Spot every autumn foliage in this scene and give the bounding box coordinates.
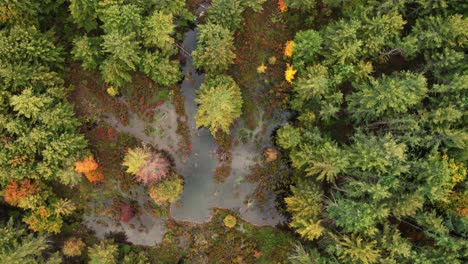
[136,153,171,185]
[285,64,297,83]
[120,204,135,222]
[284,40,294,57]
[74,156,98,173]
[4,180,38,206]
[278,0,287,13]
[74,156,104,182]
[84,169,105,183]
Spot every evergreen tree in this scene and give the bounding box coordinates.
[0,218,60,263]
[142,10,174,52]
[206,0,243,32]
[69,0,99,31]
[192,23,236,73]
[347,72,427,122]
[195,75,243,135]
[88,240,118,264]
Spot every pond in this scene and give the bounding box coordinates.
[84,15,286,246]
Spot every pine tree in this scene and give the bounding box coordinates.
[192,23,236,73]
[99,4,142,35]
[0,218,52,263]
[88,240,118,264]
[71,36,102,70]
[348,72,427,122]
[207,0,243,32]
[142,10,174,52]
[195,75,243,136]
[293,30,322,68]
[69,0,99,31]
[140,51,182,86]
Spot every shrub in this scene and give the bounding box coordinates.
[149,176,184,205]
[223,214,237,228]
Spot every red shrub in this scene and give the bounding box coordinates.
[120,204,134,222]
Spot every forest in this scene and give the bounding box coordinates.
[0,0,466,263]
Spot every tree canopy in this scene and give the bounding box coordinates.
[195,75,243,136]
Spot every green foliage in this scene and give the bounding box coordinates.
[122,147,150,175]
[293,30,322,68]
[99,4,142,35]
[0,26,62,67]
[88,240,118,264]
[192,23,236,73]
[0,218,55,264]
[285,181,324,240]
[121,251,149,264]
[404,15,467,57]
[305,140,348,183]
[70,1,188,88]
[250,227,293,256]
[142,10,174,51]
[140,51,182,86]
[71,36,102,71]
[69,0,99,31]
[348,72,427,122]
[59,165,82,187]
[415,154,457,203]
[276,124,302,149]
[290,64,343,122]
[100,32,140,87]
[152,0,194,23]
[195,75,243,136]
[0,1,42,26]
[288,243,323,264]
[0,24,86,191]
[322,19,362,65]
[281,2,467,263]
[285,0,316,10]
[294,65,329,101]
[207,0,243,32]
[347,133,407,175]
[332,234,380,264]
[239,0,267,12]
[10,88,51,120]
[148,176,184,205]
[328,196,388,234]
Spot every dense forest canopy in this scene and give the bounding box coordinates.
[0,0,466,263]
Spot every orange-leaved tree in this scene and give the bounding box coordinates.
[4,180,39,206]
[278,0,287,13]
[74,156,104,182]
[74,156,98,173]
